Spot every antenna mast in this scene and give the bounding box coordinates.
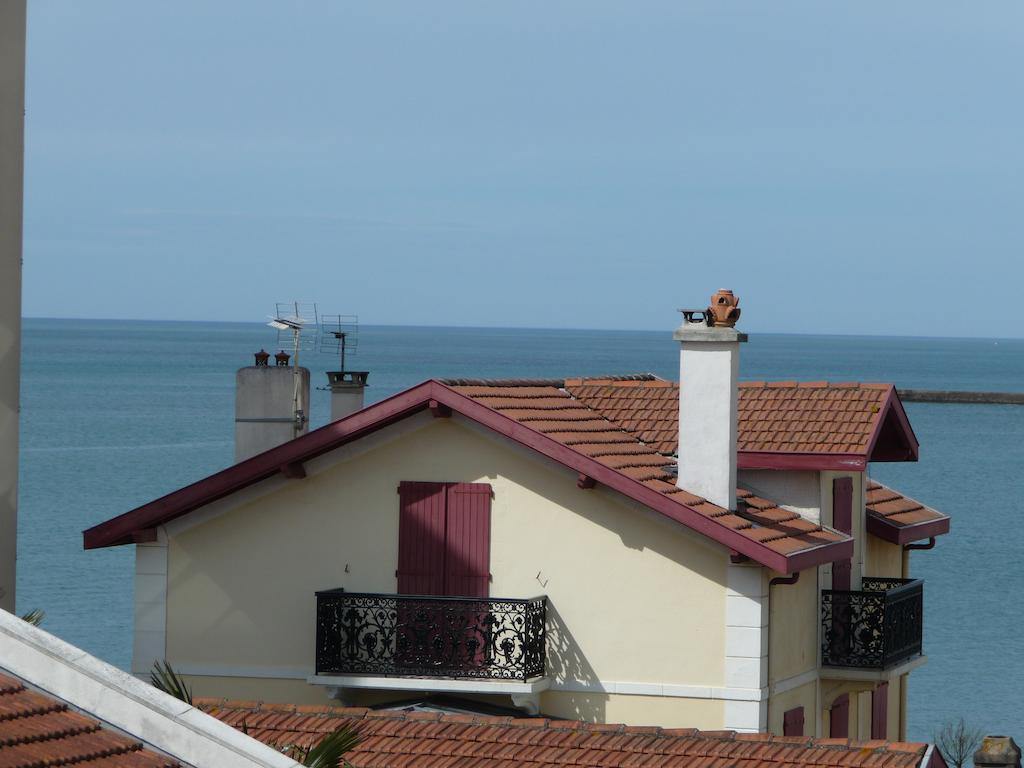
[267,301,319,436]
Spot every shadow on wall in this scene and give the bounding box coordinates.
[544,600,607,722]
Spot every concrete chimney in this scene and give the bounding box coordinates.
[673,290,747,510]
[975,737,1022,768]
[326,370,369,421]
[234,354,310,463]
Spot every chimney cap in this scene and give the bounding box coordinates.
[975,737,1021,768]
[274,350,291,366]
[254,349,270,366]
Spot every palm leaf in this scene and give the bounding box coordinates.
[20,609,44,626]
[149,660,193,705]
[301,724,361,768]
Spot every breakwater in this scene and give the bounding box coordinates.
[897,389,1024,405]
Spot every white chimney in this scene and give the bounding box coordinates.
[234,350,310,463]
[326,370,369,421]
[674,290,746,510]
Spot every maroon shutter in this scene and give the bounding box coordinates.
[444,483,491,597]
[397,481,447,595]
[830,694,850,738]
[872,682,889,739]
[783,706,805,737]
[832,477,854,591]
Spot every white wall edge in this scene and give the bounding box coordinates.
[0,610,302,768]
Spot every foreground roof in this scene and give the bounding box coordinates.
[198,699,946,768]
[0,672,178,767]
[0,610,303,768]
[84,380,851,574]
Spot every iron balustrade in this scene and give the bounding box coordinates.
[315,591,547,681]
[821,577,923,669]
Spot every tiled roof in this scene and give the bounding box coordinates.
[452,384,849,559]
[0,672,178,768]
[197,700,938,768]
[866,482,950,544]
[560,378,896,456]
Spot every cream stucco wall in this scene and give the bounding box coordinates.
[767,680,816,736]
[164,414,730,720]
[768,567,818,684]
[0,0,26,614]
[738,470,821,524]
[864,535,903,579]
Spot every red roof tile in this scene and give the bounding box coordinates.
[865,482,950,544]
[452,384,850,561]
[0,673,179,768]
[197,701,935,768]
[562,379,900,458]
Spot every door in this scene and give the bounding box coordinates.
[830,693,850,738]
[396,481,492,671]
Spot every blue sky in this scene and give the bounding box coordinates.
[21,2,1024,336]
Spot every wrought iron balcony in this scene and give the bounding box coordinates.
[821,577,923,669]
[315,590,547,682]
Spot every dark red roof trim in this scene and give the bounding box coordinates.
[83,380,850,574]
[738,452,867,472]
[866,513,950,545]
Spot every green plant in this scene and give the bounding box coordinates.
[286,724,361,768]
[20,609,44,626]
[149,660,193,705]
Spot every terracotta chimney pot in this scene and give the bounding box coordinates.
[708,289,741,328]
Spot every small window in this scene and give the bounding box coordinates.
[783,706,805,737]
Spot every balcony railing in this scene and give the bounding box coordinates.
[821,577,923,669]
[315,590,547,681]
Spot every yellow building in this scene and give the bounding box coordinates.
[85,304,949,740]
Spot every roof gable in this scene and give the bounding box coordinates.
[84,380,851,574]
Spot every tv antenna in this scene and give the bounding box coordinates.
[267,301,319,435]
[319,314,359,372]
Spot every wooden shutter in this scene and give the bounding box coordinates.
[783,706,805,737]
[444,483,492,597]
[871,682,889,739]
[832,477,854,591]
[397,481,447,595]
[830,693,850,738]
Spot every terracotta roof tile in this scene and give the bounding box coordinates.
[198,701,932,768]
[0,673,179,767]
[865,481,950,541]
[450,382,851,561]
[558,379,894,457]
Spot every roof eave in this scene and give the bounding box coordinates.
[866,512,950,545]
[85,379,850,574]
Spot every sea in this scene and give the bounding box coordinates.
[15,318,1024,740]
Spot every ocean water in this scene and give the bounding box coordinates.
[16,319,1024,740]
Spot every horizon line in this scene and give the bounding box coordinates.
[20,315,1024,343]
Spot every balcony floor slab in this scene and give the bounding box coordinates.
[308,674,551,696]
[821,653,927,682]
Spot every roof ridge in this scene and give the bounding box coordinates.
[443,374,662,387]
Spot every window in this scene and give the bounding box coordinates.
[783,706,805,737]
[397,481,492,597]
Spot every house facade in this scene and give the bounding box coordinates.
[84,301,949,739]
